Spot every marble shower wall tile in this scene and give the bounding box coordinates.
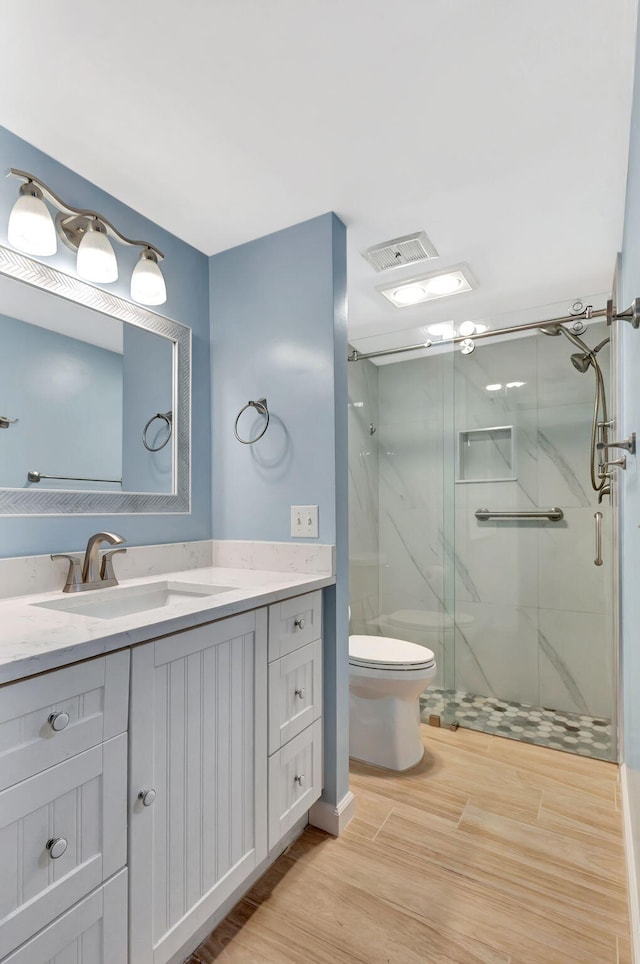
[454,483,539,608]
[537,404,595,508]
[538,608,613,719]
[453,601,540,707]
[348,358,379,634]
[537,505,613,614]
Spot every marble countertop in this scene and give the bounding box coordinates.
[0,565,335,685]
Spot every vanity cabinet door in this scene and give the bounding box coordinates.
[1,870,127,964]
[0,735,126,961]
[129,609,268,964]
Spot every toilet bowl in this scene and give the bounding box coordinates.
[349,634,437,771]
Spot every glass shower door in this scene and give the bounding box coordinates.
[445,321,615,760]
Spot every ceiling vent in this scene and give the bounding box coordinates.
[362,231,438,272]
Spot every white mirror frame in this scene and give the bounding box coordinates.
[0,244,190,515]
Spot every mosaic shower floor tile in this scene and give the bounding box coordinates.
[420,689,613,761]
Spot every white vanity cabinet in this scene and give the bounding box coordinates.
[128,608,269,964]
[267,591,323,848]
[1,584,326,964]
[0,653,129,964]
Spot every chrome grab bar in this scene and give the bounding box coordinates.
[475,508,564,522]
[27,470,122,485]
[594,511,603,567]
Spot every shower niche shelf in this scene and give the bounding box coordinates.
[456,425,516,483]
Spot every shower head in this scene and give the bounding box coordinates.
[570,352,592,374]
[569,337,610,374]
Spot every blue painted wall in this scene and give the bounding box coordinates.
[0,126,211,557]
[210,212,350,808]
[620,13,640,938]
[0,313,123,490]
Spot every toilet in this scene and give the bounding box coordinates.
[349,633,437,771]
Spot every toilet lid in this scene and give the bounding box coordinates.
[349,634,436,670]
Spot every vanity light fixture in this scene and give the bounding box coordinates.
[377,265,474,308]
[486,384,503,392]
[130,248,167,306]
[5,169,167,306]
[7,181,57,256]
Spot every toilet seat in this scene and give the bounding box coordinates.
[349,634,436,672]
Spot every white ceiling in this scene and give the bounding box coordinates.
[0,1,637,350]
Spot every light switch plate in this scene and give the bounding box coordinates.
[291,505,319,538]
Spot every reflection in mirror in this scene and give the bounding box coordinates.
[0,244,190,515]
[0,276,173,493]
[0,306,173,492]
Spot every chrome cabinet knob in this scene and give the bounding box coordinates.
[294,617,305,630]
[294,774,306,787]
[48,711,70,732]
[46,837,68,859]
[294,688,305,700]
[138,788,156,807]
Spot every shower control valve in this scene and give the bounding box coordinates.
[596,432,636,455]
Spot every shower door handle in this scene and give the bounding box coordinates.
[594,511,603,567]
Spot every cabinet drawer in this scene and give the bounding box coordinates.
[0,735,127,960]
[268,719,322,849]
[2,870,127,964]
[268,591,322,661]
[268,640,322,755]
[0,650,129,792]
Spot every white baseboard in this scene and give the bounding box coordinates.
[309,789,356,836]
[621,763,640,963]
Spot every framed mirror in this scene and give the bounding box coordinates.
[0,244,190,515]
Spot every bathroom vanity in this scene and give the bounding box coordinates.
[0,555,331,964]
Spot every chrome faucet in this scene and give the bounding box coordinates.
[52,531,127,593]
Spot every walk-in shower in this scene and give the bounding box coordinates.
[348,304,621,761]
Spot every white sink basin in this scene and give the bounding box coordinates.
[32,580,235,620]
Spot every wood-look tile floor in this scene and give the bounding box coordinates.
[187,726,631,964]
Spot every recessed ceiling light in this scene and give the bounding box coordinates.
[427,322,455,339]
[377,265,474,308]
[425,274,462,295]
[486,384,502,392]
[506,381,526,389]
[391,283,428,306]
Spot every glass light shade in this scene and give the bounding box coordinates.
[76,222,118,283]
[130,252,167,306]
[7,192,57,256]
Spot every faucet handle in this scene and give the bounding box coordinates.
[100,548,127,584]
[51,554,84,593]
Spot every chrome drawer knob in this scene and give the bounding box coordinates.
[138,788,156,807]
[46,837,68,859]
[48,711,70,732]
[294,617,305,630]
[294,688,305,700]
[294,774,306,787]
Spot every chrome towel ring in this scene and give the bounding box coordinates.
[143,411,173,452]
[234,398,269,444]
